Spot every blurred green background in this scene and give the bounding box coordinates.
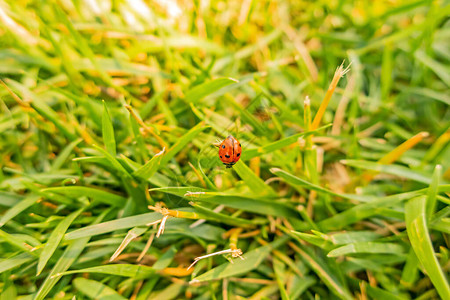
[0,0,449,299]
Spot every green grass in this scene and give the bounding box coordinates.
[0,0,449,299]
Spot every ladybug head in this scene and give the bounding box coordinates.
[224,162,235,168]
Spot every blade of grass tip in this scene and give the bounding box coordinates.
[37,208,84,276]
[160,122,209,167]
[191,235,290,283]
[34,209,110,300]
[311,61,351,130]
[73,278,127,300]
[422,125,450,165]
[232,161,276,196]
[50,138,83,171]
[0,195,40,228]
[92,144,131,177]
[185,77,238,104]
[110,227,147,262]
[132,148,165,180]
[273,258,290,300]
[405,195,450,299]
[286,240,353,300]
[379,131,429,164]
[243,124,332,160]
[361,131,430,182]
[426,165,441,221]
[102,100,116,156]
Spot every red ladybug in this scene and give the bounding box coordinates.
[218,135,242,168]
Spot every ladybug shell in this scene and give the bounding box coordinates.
[218,135,242,168]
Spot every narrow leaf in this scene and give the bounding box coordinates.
[102,100,116,156]
[0,195,40,227]
[65,212,159,240]
[185,78,238,103]
[37,208,83,275]
[405,196,450,299]
[74,278,127,300]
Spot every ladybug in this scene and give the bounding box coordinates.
[218,135,242,168]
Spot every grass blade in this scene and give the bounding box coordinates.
[37,208,84,275]
[73,278,127,300]
[65,212,159,240]
[426,165,441,220]
[191,235,289,283]
[160,122,209,167]
[102,100,116,156]
[327,242,405,257]
[0,195,40,227]
[43,186,126,207]
[233,160,276,196]
[185,77,238,103]
[133,148,165,180]
[405,196,450,299]
[34,210,109,300]
[56,264,155,278]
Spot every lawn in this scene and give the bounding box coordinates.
[0,0,449,299]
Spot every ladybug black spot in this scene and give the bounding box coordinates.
[225,154,230,158]
[220,156,222,158]
[236,153,240,157]
[239,143,241,147]
[222,145,225,149]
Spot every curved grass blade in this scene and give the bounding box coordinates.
[426,165,441,220]
[271,167,375,202]
[0,195,40,227]
[43,186,126,207]
[318,190,421,231]
[191,235,289,283]
[102,100,116,156]
[65,212,159,240]
[0,252,34,274]
[342,159,433,184]
[133,148,165,180]
[160,122,209,167]
[327,242,405,257]
[55,264,155,278]
[73,278,127,300]
[110,226,147,262]
[191,202,266,227]
[185,77,238,103]
[405,196,450,299]
[37,208,84,275]
[288,239,353,300]
[244,124,332,160]
[50,138,82,171]
[233,161,276,196]
[34,210,109,300]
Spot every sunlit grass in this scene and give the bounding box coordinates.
[0,0,449,299]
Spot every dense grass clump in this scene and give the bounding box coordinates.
[0,1,449,299]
